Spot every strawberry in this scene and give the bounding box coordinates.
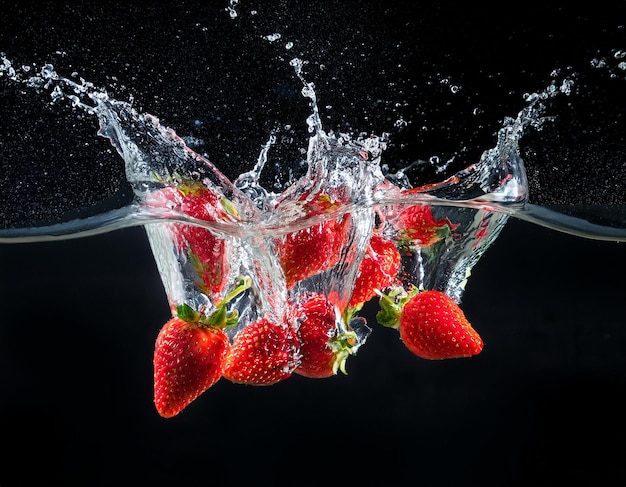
[377,288,483,360]
[153,313,229,418]
[222,316,300,385]
[153,278,250,418]
[347,233,401,313]
[294,294,357,379]
[389,204,456,248]
[147,181,235,297]
[276,193,350,289]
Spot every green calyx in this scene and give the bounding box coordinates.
[177,179,207,197]
[176,276,252,329]
[375,285,419,329]
[153,172,239,218]
[434,222,452,241]
[398,220,453,251]
[328,330,358,375]
[220,196,240,218]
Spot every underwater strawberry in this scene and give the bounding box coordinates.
[390,204,456,248]
[276,192,351,288]
[377,288,483,360]
[223,317,300,385]
[153,313,229,418]
[294,294,357,379]
[148,181,235,297]
[347,233,401,313]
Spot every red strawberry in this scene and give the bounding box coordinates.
[148,181,234,297]
[153,278,251,418]
[377,288,483,360]
[153,314,229,418]
[222,317,300,385]
[347,233,401,312]
[294,294,357,379]
[276,193,350,289]
[390,204,456,248]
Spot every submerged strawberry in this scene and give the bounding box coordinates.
[276,192,351,288]
[294,293,357,379]
[347,233,401,313]
[148,181,235,297]
[223,316,300,385]
[390,204,456,248]
[377,288,483,360]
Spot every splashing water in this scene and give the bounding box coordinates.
[0,38,625,403]
[0,53,624,292]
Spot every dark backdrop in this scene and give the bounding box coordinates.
[1,2,625,486]
[0,221,624,486]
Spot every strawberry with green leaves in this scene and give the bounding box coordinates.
[153,277,250,418]
[153,315,228,418]
[377,287,483,360]
[347,233,401,314]
[223,314,301,386]
[148,180,237,297]
[389,204,456,248]
[276,192,351,289]
[294,293,358,379]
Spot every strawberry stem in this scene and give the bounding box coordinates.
[328,330,358,375]
[215,276,252,309]
[205,276,252,328]
[375,285,418,329]
[175,276,252,329]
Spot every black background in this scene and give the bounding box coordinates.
[1,2,626,486]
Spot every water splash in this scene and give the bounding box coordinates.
[0,49,625,325]
[1,52,625,236]
[226,0,239,19]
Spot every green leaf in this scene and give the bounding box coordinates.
[374,285,418,329]
[176,303,200,322]
[202,276,252,329]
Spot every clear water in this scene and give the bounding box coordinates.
[0,42,625,334]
